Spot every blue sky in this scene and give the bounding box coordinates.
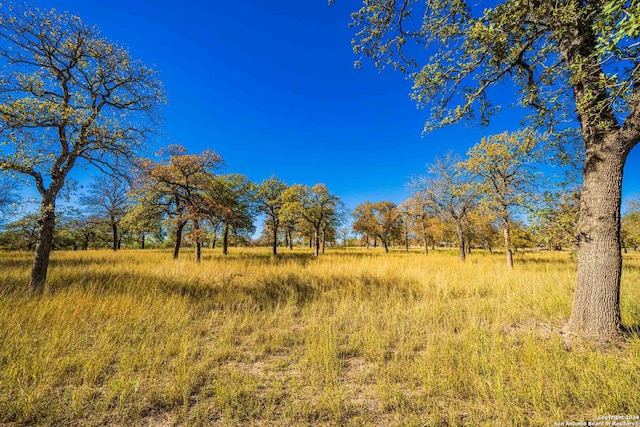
[18,0,640,212]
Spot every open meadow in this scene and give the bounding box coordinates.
[1,248,640,426]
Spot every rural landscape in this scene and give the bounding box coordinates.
[2,0,640,426]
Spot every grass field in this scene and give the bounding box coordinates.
[1,248,640,426]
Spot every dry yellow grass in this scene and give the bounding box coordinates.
[1,247,640,426]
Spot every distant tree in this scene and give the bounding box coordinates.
[621,198,640,252]
[371,201,403,253]
[80,176,129,251]
[0,4,165,292]
[283,184,339,257]
[120,202,163,249]
[134,146,223,260]
[256,176,288,255]
[404,194,438,255]
[411,154,479,261]
[202,174,256,257]
[352,201,376,248]
[463,208,500,253]
[464,130,541,269]
[398,200,413,252]
[0,213,39,250]
[511,221,536,252]
[531,189,580,251]
[0,177,19,225]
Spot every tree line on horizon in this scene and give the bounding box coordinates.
[4,131,640,269]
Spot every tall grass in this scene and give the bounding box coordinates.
[1,248,639,426]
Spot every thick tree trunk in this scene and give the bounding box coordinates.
[30,197,56,294]
[321,229,326,254]
[504,218,513,270]
[173,221,185,259]
[567,141,626,338]
[223,223,229,256]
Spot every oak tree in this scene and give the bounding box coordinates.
[0,4,164,292]
[80,176,130,251]
[339,0,640,337]
[464,130,541,269]
[256,176,288,255]
[134,146,222,260]
[283,183,340,257]
[411,153,479,261]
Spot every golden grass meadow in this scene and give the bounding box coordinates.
[1,248,640,426]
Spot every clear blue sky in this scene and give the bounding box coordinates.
[24,0,640,211]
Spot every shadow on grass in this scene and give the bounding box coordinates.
[622,324,640,339]
[0,267,321,312]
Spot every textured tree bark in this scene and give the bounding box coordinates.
[172,221,185,259]
[272,223,278,256]
[222,223,229,256]
[567,138,626,337]
[504,219,513,270]
[456,222,466,261]
[30,197,56,294]
[421,221,428,255]
[194,220,201,263]
[111,221,118,251]
[313,228,320,257]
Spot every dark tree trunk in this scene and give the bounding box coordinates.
[140,232,145,250]
[568,139,626,337]
[111,220,118,251]
[382,239,389,253]
[194,219,201,263]
[456,221,466,261]
[314,227,320,257]
[321,228,326,254]
[504,218,513,270]
[223,223,229,256]
[272,223,278,256]
[30,197,56,294]
[173,221,185,259]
